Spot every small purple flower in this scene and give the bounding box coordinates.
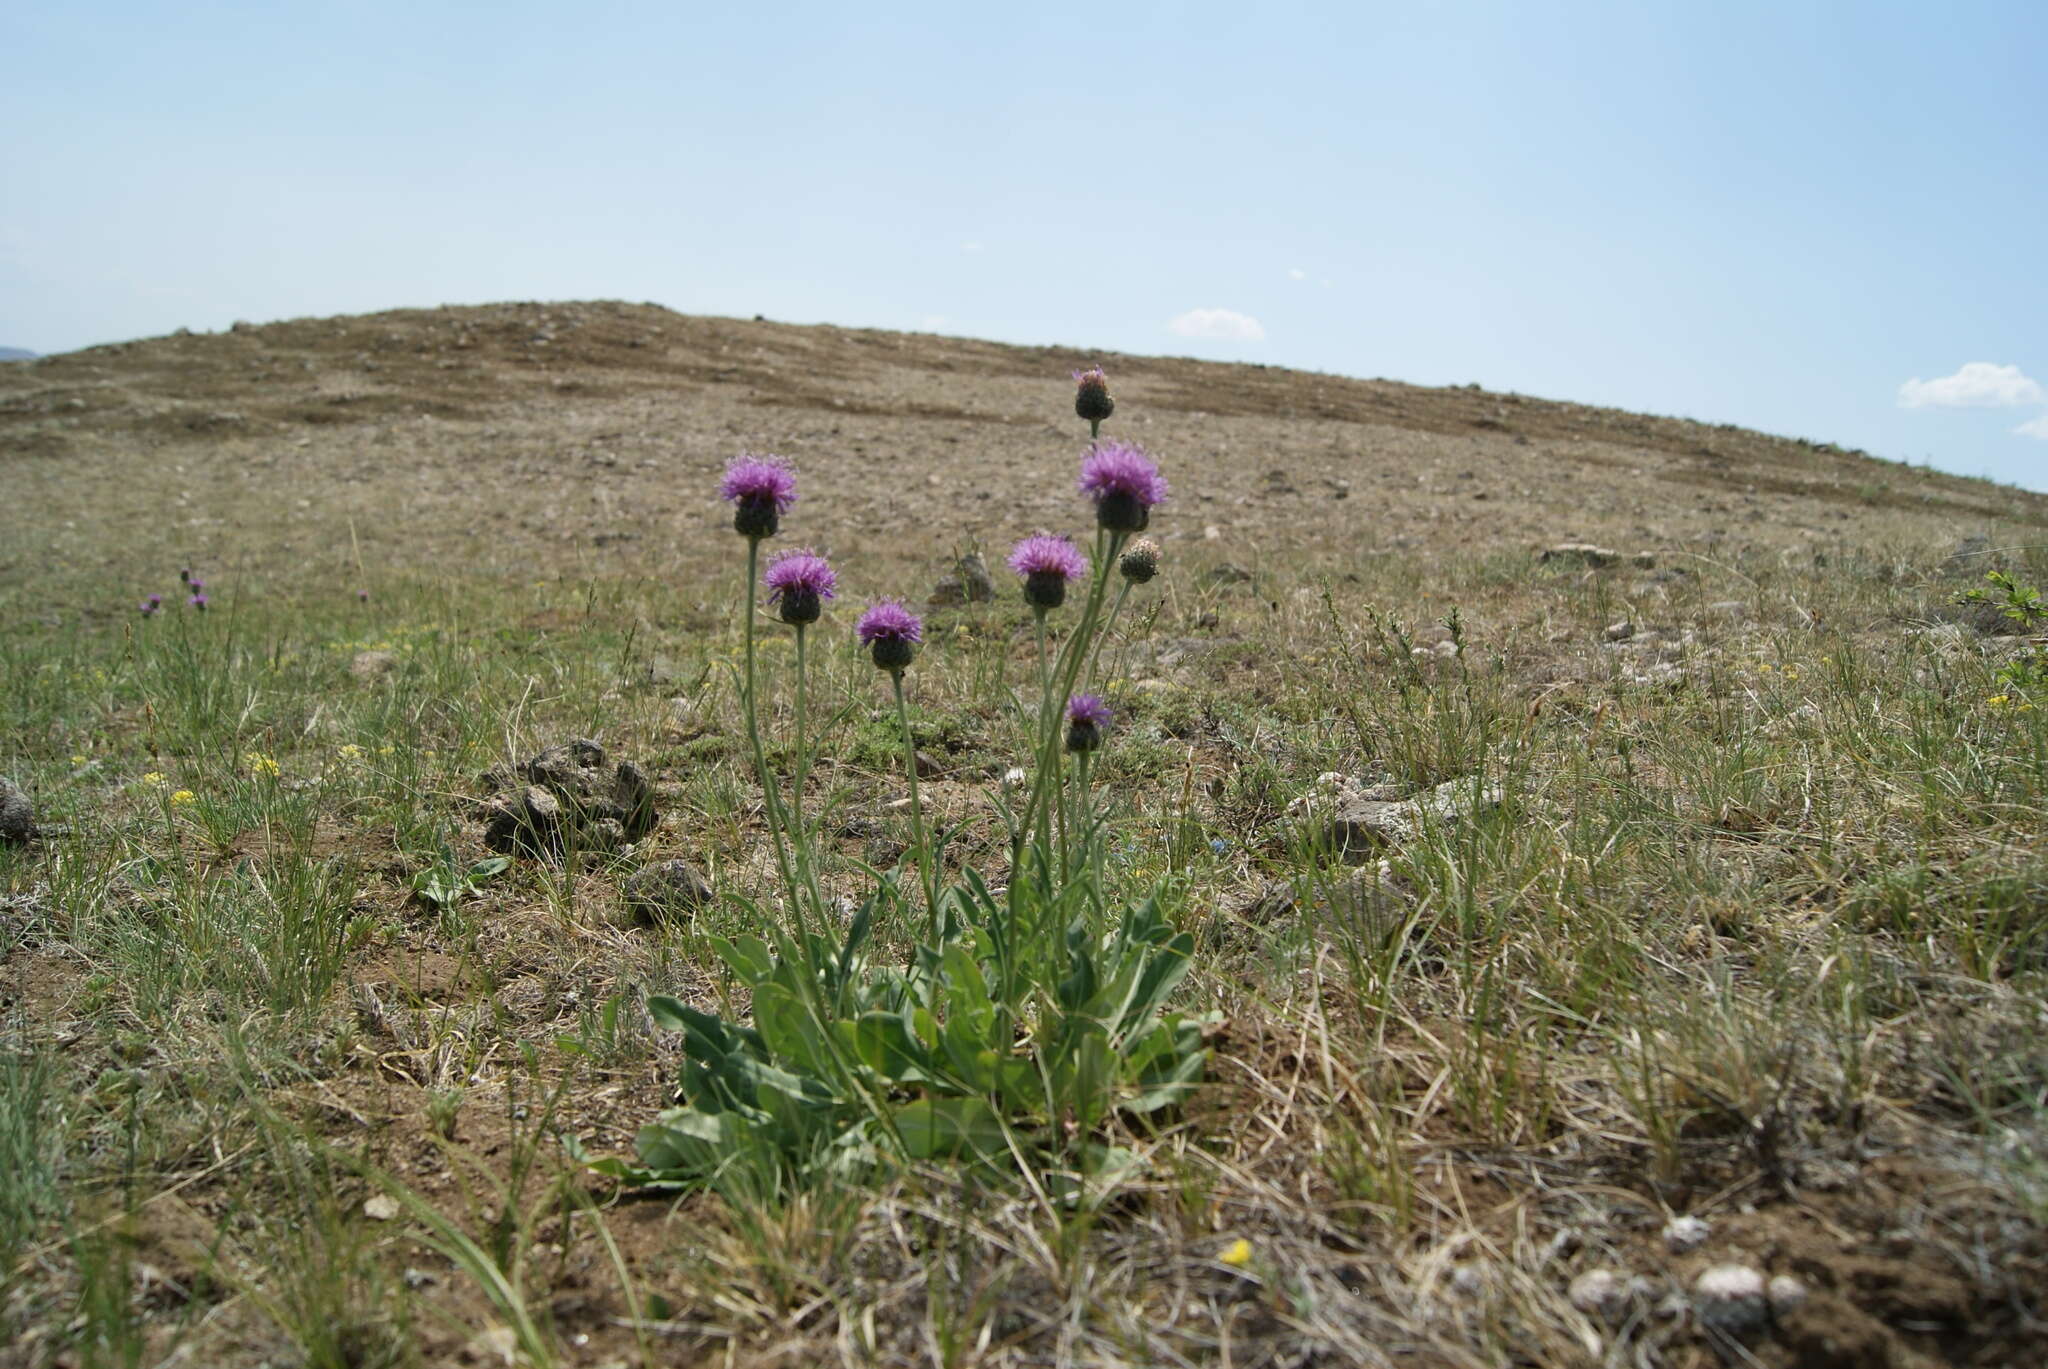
[721,454,798,539]
[1008,534,1088,611]
[139,594,162,615]
[357,589,370,602]
[188,578,205,593]
[1066,694,1111,753]
[763,547,836,626]
[188,593,209,611]
[856,599,923,672]
[1078,440,1168,533]
[1073,366,1114,430]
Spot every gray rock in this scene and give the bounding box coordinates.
[485,785,563,857]
[1326,778,1502,860]
[1604,619,1635,642]
[621,859,713,924]
[480,739,658,858]
[927,552,995,606]
[1662,1215,1710,1253]
[1766,1274,1807,1315]
[1568,1269,1636,1322]
[1541,543,1619,568]
[1692,1264,1769,1337]
[0,778,35,844]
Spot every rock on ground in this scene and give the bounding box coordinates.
[480,739,656,859]
[0,778,34,843]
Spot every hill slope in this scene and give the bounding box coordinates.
[4,300,2042,605]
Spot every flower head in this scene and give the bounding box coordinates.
[1219,1238,1253,1268]
[188,593,209,611]
[168,789,197,807]
[720,454,799,538]
[1073,366,1114,430]
[763,547,836,626]
[1065,694,1111,753]
[1078,440,1168,533]
[139,594,162,615]
[1008,534,1088,611]
[1119,537,1161,585]
[856,599,923,672]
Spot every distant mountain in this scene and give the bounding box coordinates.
[0,347,36,362]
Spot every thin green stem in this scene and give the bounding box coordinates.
[891,670,937,939]
[794,624,809,846]
[739,538,802,938]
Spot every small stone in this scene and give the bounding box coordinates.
[349,650,398,679]
[1325,778,1502,861]
[1662,1214,1710,1253]
[363,1195,400,1221]
[1541,543,1619,568]
[621,859,713,924]
[1766,1274,1807,1315]
[1693,1263,1769,1336]
[0,778,34,844]
[485,785,563,857]
[1630,551,1656,569]
[954,552,995,602]
[1604,619,1635,643]
[913,750,944,780]
[1569,1269,1631,1321]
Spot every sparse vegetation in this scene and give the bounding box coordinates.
[3,305,2047,1366]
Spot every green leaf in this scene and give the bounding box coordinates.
[892,1097,1008,1162]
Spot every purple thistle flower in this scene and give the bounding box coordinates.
[856,599,923,672]
[1008,533,1089,611]
[720,453,798,539]
[187,578,205,593]
[179,568,192,585]
[1078,440,1168,533]
[1073,366,1114,430]
[188,593,209,611]
[763,547,836,626]
[1066,694,1111,753]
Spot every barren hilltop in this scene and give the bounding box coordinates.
[5,300,2042,607]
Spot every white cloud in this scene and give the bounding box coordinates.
[1288,268,1306,281]
[1898,362,2044,409]
[2014,413,2048,440]
[960,240,984,254]
[1167,308,1266,342]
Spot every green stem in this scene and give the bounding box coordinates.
[891,670,937,940]
[1086,579,1133,689]
[740,538,803,939]
[794,624,809,846]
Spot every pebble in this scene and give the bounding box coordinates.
[1662,1214,1710,1253]
[1767,1274,1808,1315]
[1692,1263,1769,1335]
[1604,618,1635,642]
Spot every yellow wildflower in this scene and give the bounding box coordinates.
[70,753,88,766]
[244,751,281,778]
[169,790,197,807]
[335,744,366,766]
[1219,1238,1253,1268]
[140,771,168,788]
[1987,695,2010,708]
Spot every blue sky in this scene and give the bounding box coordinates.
[4,1,2044,490]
